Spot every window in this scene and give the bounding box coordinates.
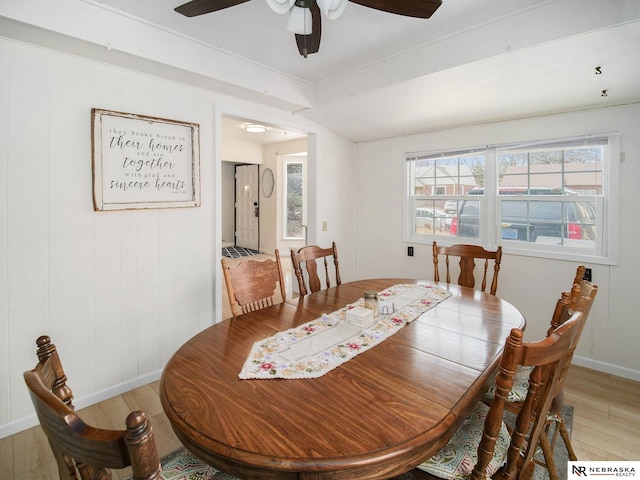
[406,149,487,237]
[404,135,618,263]
[284,160,304,239]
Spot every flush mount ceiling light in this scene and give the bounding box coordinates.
[174,0,442,58]
[244,124,267,133]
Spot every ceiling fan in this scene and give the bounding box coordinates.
[174,0,442,58]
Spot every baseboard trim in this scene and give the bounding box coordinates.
[573,355,640,382]
[0,369,163,439]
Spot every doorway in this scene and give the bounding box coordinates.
[220,115,308,255]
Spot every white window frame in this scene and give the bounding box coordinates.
[404,134,619,265]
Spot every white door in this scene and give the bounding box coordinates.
[235,164,259,250]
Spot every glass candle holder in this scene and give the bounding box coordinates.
[364,290,379,317]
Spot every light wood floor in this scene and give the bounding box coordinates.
[4,252,292,480]
[6,367,639,479]
[5,255,640,478]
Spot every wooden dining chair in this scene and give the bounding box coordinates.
[410,309,585,480]
[24,335,166,480]
[482,265,598,480]
[222,249,286,317]
[540,279,597,479]
[290,241,341,296]
[432,241,503,295]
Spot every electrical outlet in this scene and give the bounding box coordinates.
[583,268,592,282]
[322,221,327,231]
[408,246,414,257]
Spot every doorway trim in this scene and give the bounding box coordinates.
[215,109,313,324]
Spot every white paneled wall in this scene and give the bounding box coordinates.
[0,37,357,438]
[0,39,217,431]
[0,40,10,425]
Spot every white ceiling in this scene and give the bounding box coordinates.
[222,115,307,145]
[92,0,476,84]
[3,0,640,143]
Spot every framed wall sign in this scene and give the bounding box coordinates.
[92,108,200,211]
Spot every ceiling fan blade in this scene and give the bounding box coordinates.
[349,0,442,19]
[295,1,321,57]
[175,0,251,17]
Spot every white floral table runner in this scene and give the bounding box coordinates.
[238,283,452,380]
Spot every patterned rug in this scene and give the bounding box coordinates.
[144,406,573,480]
[221,246,259,258]
[399,404,574,480]
[126,447,240,479]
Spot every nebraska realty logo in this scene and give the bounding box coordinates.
[569,462,639,478]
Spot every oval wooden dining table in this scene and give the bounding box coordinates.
[160,279,526,480]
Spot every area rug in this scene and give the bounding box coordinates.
[221,246,259,258]
[398,404,574,480]
[140,406,572,480]
[125,447,240,479]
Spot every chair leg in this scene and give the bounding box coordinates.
[407,468,434,480]
[559,420,578,461]
[519,459,537,480]
[538,431,560,480]
[548,417,561,451]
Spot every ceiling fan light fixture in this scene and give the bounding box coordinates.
[287,5,312,35]
[266,0,295,14]
[244,124,267,133]
[316,0,347,20]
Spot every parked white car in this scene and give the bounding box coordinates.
[443,200,459,214]
[416,207,451,231]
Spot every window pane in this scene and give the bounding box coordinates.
[452,200,480,238]
[498,146,603,193]
[499,199,596,246]
[496,142,602,249]
[285,162,303,239]
[414,200,451,235]
[412,155,485,196]
[409,152,485,239]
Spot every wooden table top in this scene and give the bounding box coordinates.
[160,279,525,480]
